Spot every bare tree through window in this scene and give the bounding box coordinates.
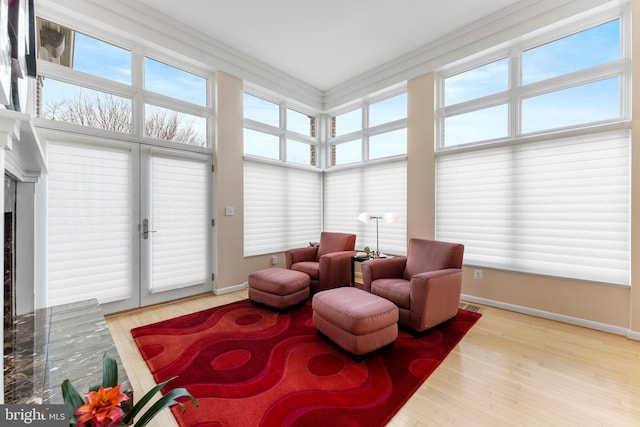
[40,85,206,146]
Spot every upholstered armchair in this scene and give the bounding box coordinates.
[361,238,464,333]
[286,232,356,293]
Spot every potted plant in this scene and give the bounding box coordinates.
[62,353,198,427]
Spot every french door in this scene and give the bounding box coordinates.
[46,138,213,314]
[139,145,212,307]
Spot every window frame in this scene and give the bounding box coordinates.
[434,4,632,286]
[243,89,319,167]
[436,5,629,150]
[35,16,214,153]
[329,87,408,166]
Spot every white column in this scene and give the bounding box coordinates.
[16,181,36,314]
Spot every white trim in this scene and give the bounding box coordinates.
[461,294,637,339]
[36,0,323,111]
[38,1,617,112]
[213,282,248,296]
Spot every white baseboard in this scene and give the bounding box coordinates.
[461,294,639,340]
[627,330,640,341]
[213,282,248,295]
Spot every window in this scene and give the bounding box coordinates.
[243,91,320,255]
[439,17,625,147]
[287,108,312,135]
[36,19,132,84]
[444,104,508,146]
[369,129,407,159]
[244,160,322,256]
[144,104,207,146]
[244,93,280,127]
[144,57,206,106]
[369,93,407,127]
[37,17,210,148]
[521,20,620,85]
[334,139,361,165]
[521,78,620,133]
[444,58,508,106]
[244,128,280,160]
[436,9,630,285]
[334,109,361,136]
[437,130,630,285]
[40,79,133,132]
[324,160,407,256]
[243,92,317,166]
[330,91,407,165]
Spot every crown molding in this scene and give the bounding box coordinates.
[36,0,619,112]
[36,0,324,110]
[323,0,617,110]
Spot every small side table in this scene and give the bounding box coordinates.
[351,254,392,286]
[351,255,370,287]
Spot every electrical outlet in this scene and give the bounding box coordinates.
[271,256,278,265]
[473,269,483,280]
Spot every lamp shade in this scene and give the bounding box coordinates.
[383,212,399,223]
[357,212,373,222]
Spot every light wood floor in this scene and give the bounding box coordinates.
[106,290,640,426]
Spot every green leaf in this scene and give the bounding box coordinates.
[122,377,198,426]
[102,353,119,388]
[121,376,175,425]
[61,379,85,427]
[132,388,198,427]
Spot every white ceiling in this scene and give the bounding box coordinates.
[135,0,522,92]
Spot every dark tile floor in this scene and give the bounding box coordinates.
[4,299,130,404]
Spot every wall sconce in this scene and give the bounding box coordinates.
[357,212,398,257]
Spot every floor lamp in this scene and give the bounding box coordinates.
[357,212,398,257]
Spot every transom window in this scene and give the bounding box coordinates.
[243,92,317,166]
[439,17,624,148]
[36,17,210,148]
[330,91,407,166]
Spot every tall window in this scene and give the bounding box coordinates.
[325,91,408,255]
[36,17,210,147]
[243,92,321,255]
[436,9,630,285]
[331,92,407,165]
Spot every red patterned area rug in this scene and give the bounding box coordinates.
[131,299,481,427]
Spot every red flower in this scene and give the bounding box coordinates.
[75,385,129,427]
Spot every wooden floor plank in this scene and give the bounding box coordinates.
[105,290,640,426]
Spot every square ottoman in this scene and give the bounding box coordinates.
[248,267,310,310]
[312,287,399,357]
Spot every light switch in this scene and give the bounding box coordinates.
[225,206,235,216]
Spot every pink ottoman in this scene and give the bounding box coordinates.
[248,267,310,310]
[312,287,399,357]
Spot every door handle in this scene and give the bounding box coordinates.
[142,219,157,240]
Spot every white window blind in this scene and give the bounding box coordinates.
[150,155,209,292]
[47,142,133,306]
[325,160,407,256]
[436,130,630,285]
[244,160,322,256]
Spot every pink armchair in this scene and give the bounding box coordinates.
[361,238,464,333]
[286,232,356,293]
